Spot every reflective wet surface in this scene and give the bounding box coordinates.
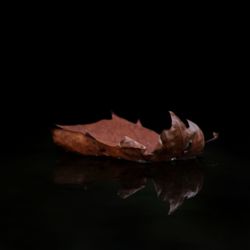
[1,143,250,250]
[54,156,204,215]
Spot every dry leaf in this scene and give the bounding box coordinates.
[53,111,216,162]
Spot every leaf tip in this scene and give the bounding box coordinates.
[169,110,175,116]
[136,119,142,127]
[111,112,119,120]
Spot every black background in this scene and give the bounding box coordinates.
[1,3,249,158]
[1,37,249,156]
[1,11,250,250]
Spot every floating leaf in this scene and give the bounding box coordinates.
[53,111,216,162]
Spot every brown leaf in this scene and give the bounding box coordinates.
[52,111,211,162]
[151,112,205,161]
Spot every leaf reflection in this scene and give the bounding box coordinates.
[54,156,204,214]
